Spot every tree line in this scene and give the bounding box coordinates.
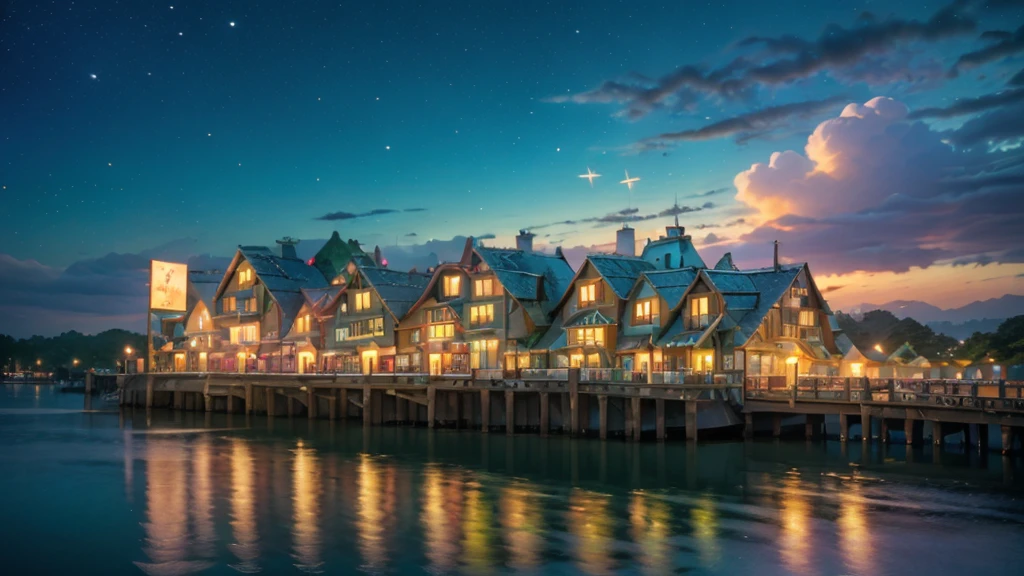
[0,330,147,375]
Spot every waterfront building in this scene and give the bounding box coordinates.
[322,256,431,375]
[181,269,225,372]
[281,284,344,374]
[212,238,327,373]
[396,233,574,376]
[309,230,368,285]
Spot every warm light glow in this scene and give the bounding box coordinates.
[358,453,395,569]
[190,338,197,348]
[230,439,259,570]
[691,494,721,567]
[630,491,673,573]
[292,440,322,571]
[568,489,613,574]
[73,359,79,366]
[704,354,713,364]
[838,483,875,575]
[873,344,883,353]
[786,356,799,365]
[850,362,863,377]
[579,166,602,187]
[500,482,543,570]
[619,169,640,190]
[462,480,496,570]
[36,359,41,366]
[779,474,812,573]
[125,346,133,356]
[422,465,461,572]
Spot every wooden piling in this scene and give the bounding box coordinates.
[744,412,753,439]
[328,393,337,420]
[630,397,641,442]
[860,405,871,442]
[839,413,849,442]
[266,388,276,417]
[539,392,549,437]
[287,396,295,417]
[449,391,461,429]
[568,369,579,436]
[561,393,570,433]
[505,390,515,435]
[307,387,317,420]
[480,389,490,432]
[655,398,665,441]
[427,386,436,428]
[145,375,155,409]
[977,423,989,452]
[1001,425,1014,454]
[226,394,236,414]
[598,395,608,440]
[772,413,782,438]
[396,396,407,424]
[245,383,253,415]
[363,385,372,426]
[339,389,348,420]
[686,401,698,442]
[933,421,943,446]
[880,418,889,443]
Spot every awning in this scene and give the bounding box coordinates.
[616,334,652,353]
[563,308,615,328]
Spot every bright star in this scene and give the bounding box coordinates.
[385,145,390,150]
[178,32,183,36]
[620,170,640,191]
[229,21,236,27]
[578,167,601,187]
[89,74,97,80]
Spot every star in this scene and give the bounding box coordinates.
[178,32,183,36]
[620,170,640,191]
[556,147,561,152]
[229,21,236,27]
[578,167,601,187]
[89,74,97,80]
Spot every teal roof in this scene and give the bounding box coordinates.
[474,247,574,315]
[564,308,615,327]
[642,268,699,309]
[587,254,656,299]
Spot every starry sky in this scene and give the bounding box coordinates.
[2,0,1023,337]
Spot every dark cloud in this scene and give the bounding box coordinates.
[315,207,425,221]
[639,97,844,149]
[908,88,1024,119]
[949,101,1024,147]
[703,233,722,244]
[1010,68,1024,86]
[821,285,844,294]
[953,24,1024,72]
[528,200,712,232]
[403,232,418,237]
[694,187,730,198]
[552,2,976,122]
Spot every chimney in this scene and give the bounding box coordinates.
[516,229,535,252]
[373,245,383,266]
[555,246,563,259]
[616,225,636,257]
[773,239,780,271]
[276,237,300,260]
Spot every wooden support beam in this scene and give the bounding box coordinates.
[905,417,919,446]
[328,392,337,420]
[561,393,570,433]
[427,386,436,429]
[363,385,372,427]
[539,392,549,437]
[623,397,633,441]
[744,412,753,439]
[505,390,515,435]
[569,370,579,436]
[598,395,608,440]
[449,391,460,429]
[772,413,782,438]
[976,423,989,452]
[396,396,407,424]
[933,421,944,446]
[860,405,871,442]
[480,389,490,433]
[880,418,889,443]
[145,375,155,409]
[227,394,236,414]
[307,387,317,420]
[686,401,698,442]
[287,396,295,417]
[655,398,665,442]
[244,383,253,415]
[266,388,275,416]
[339,388,348,419]
[631,397,641,442]
[839,413,849,442]
[1001,425,1014,454]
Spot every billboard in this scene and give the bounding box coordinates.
[150,260,188,312]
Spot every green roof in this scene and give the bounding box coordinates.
[312,231,366,282]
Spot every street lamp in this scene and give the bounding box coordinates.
[124,346,134,374]
[786,356,799,406]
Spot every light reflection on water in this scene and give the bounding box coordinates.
[3,385,1024,575]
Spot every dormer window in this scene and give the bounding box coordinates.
[444,275,461,297]
[688,296,710,329]
[355,291,371,312]
[238,268,253,288]
[340,302,348,314]
[634,300,655,324]
[474,278,494,297]
[579,283,600,307]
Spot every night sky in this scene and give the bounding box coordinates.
[2,0,1023,337]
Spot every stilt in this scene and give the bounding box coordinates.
[328,393,337,420]
[307,388,317,420]
[244,383,253,415]
[84,373,95,410]
[505,390,515,435]
[839,413,849,442]
[561,393,570,433]
[363,385,372,427]
[880,418,889,443]
[772,413,782,438]
[427,386,436,429]
[339,389,348,420]
[860,405,871,442]
[655,398,665,442]
[539,392,549,437]
[173,391,183,410]
[933,421,944,446]
[396,397,406,424]
[266,388,276,417]
[686,401,698,442]
[623,397,634,440]
[905,417,919,445]
[977,423,990,452]
[145,375,155,409]
[226,394,236,414]
[1001,425,1014,454]
[804,414,817,439]
[449,391,460,429]
[626,397,634,440]
[204,393,212,413]
[480,389,490,432]
[744,412,753,439]
[287,395,295,417]
[598,395,608,440]
[569,369,579,436]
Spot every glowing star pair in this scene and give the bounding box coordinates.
[577,167,640,191]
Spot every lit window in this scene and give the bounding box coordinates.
[429,323,455,339]
[411,329,420,343]
[444,275,461,297]
[579,283,598,307]
[340,302,348,314]
[470,304,494,326]
[634,300,653,324]
[222,296,237,313]
[689,296,710,328]
[474,278,494,297]
[336,327,349,341]
[238,268,253,288]
[850,363,863,377]
[244,297,257,312]
[570,327,604,346]
[798,310,817,326]
[355,291,371,312]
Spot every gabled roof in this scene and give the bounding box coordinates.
[564,308,616,328]
[587,254,656,299]
[640,235,707,269]
[640,268,699,309]
[474,246,574,316]
[714,252,738,271]
[730,265,804,345]
[359,266,432,322]
[188,270,222,309]
[301,285,344,317]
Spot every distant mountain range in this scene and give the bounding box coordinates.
[845,294,1024,340]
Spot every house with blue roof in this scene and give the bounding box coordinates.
[617,267,700,377]
[396,232,575,376]
[211,238,328,373]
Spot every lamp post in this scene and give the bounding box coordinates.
[786,356,799,407]
[124,346,133,375]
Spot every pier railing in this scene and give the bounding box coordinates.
[746,376,1024,412]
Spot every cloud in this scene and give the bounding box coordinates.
[315,207,426,221]
[403,232,418,237]
[528,200,712,231]
[693,187,730,198]
[948,101,1024,148]
[639,97,844,149]
[726,96,1024,275]
[551,2,976,121]
[1010,68,1024,86]
[908,88,1024,119]
[952,24,1024,72]
[703,233,722,244]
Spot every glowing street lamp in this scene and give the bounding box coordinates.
[124,346,134,374]
[873,344,883,354]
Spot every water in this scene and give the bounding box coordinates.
[2,384,1024,575]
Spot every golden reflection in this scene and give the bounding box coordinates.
[838,482,875,575]
[191,435,215,558]
[137,438,211,573]
[292,440,323,572]
[779,473,812,574]
[462,480,497,570]
[357,453,396,570]
[230,439,259,571]
[690,494,720,567]
[500,483,544,570]
[421,465,462,572]
[123,429,133,503]
[630,491,673,574]
[568,489,614,574]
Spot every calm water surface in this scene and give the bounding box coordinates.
[2,384,1024,575]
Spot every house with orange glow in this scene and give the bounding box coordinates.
[395,233,574,376]
[211,238,327,373]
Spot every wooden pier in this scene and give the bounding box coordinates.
[115,371,1024,452]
